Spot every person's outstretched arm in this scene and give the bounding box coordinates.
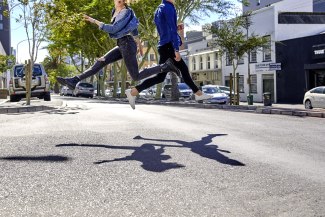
[83,9,131,34]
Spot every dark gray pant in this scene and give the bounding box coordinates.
[78,35,161,81]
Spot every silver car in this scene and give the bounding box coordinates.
[73,82,94,98]
[303,86,325,109]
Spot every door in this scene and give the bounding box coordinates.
[262,74,275,102]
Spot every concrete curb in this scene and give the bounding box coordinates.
[134,99,325,118]
[0,100,63,114]
[95,97,325,118]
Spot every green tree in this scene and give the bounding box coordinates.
[0,55,15,73]
[5,0,48,66]
[42,44,78,93]
[170,0,246,101]
[45,0,117,95]
[207,14,269,104]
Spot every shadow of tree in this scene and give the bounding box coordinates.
[0,155,71,162]
[56,143,184,172]
[133,134,245,166]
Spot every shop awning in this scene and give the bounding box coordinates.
[304,63,325,70]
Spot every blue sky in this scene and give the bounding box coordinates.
[11,0,241,63]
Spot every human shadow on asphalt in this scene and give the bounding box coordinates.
[133,134,245,166]
[56,143,185,172]
[0,155,71,162]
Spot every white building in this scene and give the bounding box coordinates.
[188,40,222,87]
[222,0,325,102]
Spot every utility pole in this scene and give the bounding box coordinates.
[244,13,253,105]
[25,60,32,105]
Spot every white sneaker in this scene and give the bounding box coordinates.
[125,89,136,110]
[195,93,213,101]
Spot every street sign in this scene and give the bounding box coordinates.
[269,63,281,70]
[255,63,281,72]
[7,59,13,67]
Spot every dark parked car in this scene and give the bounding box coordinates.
[162,83,193,99]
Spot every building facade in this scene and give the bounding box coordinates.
[221,0,325,103]
[188,40,222,87]
[243,0,325,13]
[0,0,10,56]
[276,34,325,103]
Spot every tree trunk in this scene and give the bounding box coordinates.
[171,73,180,101]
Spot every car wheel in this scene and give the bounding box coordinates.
[10,95,20,102]
[44,92,51,101]
[304,100,312,109]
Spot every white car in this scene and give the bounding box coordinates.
[303,86,325,109]
[202,85,229,104]
[73,82,94,98]
[9,63,51,102]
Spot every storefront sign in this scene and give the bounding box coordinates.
[313,44,325,60]
[255,63,281,72]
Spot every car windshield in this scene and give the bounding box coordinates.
[79,83,94,88]
[203,87,220,94]
[178,83,190,90]
[14,65,43,77]
[219,86,230,91]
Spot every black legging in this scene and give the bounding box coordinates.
[135,42,199,93]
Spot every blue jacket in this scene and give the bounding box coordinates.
[100,7,139,39]
[154,0,182,51]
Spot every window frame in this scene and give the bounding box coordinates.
[250,74,257,94]
[263,35,272,62]
[192,57,196,71]
[207,55,211,69]
[250,49,257,63]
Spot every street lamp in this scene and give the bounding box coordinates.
[16,39,32,63]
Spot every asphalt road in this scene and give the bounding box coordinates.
[0,96,324,217]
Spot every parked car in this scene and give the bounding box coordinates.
[214,85,234,96]
[303,86,325,109]
[201,85,229,104]
[162,83,193,99]
[139,89,154,99]
[8,63,51,102]
[73,82,94,98]
[105,89,113,97]
[60,86,73,96]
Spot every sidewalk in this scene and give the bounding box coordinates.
[0,97,63,114]
[106,97,325,118]
[1,95,325,118]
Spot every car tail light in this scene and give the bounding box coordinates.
[44,76,49,83]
